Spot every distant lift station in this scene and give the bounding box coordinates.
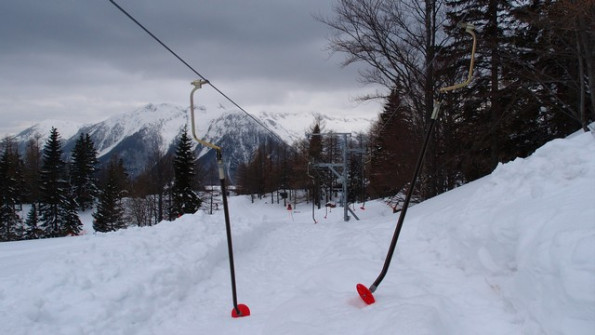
[310,132,365,222]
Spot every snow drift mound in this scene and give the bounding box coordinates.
[402,129,595,334]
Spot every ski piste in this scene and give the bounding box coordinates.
[190,80,250,318]
[357,22,478,305]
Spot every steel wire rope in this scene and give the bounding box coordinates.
[108,0,290,148]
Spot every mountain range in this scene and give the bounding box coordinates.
[12,103,375,182]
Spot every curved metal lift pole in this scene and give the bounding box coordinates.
[190,80,250,318]
[357,23,477,305]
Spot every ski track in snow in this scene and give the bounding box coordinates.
[0,130,594,334]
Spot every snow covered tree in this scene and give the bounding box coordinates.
[39,127,80,237]
[0,206,20,241]
[93,158,127,233]
[61,187,83,236]
[70,133,98,211]
[0,137,24,241]
[170,125,202,218]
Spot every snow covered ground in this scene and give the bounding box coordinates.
[1,129,594,335]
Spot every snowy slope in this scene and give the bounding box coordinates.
[0,130,593,334]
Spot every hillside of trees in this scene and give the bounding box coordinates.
[321,0,592,199]
[238,0,593,204]
[0,126,204,241]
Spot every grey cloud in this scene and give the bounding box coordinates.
[0,0,378,137]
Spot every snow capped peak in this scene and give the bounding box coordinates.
[97,103,186,134]
[12,103,375,177]
[255,110,375,143]
[14,119,84,143]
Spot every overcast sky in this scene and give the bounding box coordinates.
[0,0,384,137]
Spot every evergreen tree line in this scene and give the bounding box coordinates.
[320,0,593,200]
[0,125,203,242]
[238,1,593,205]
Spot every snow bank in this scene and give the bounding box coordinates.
[0,197,276,335]
[397,130,595,334]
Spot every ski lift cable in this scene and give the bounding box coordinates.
[108,0,289,148]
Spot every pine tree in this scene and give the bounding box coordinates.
[70,133,99,211]
[24,204,43,239]
[308,123,323,162]
[93,158,127,233]
[440,0,587,183]
[0,138,24,241]
[368,90,419,198]
[39,127,78,237]
[0,206,21,241]
[441,0,551,181]
[511,0,591,132]
[347,150,365,204]
[61,188,83,236]
[170,125,202,218]
[23,135,42,205]
[308,121,323,208]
